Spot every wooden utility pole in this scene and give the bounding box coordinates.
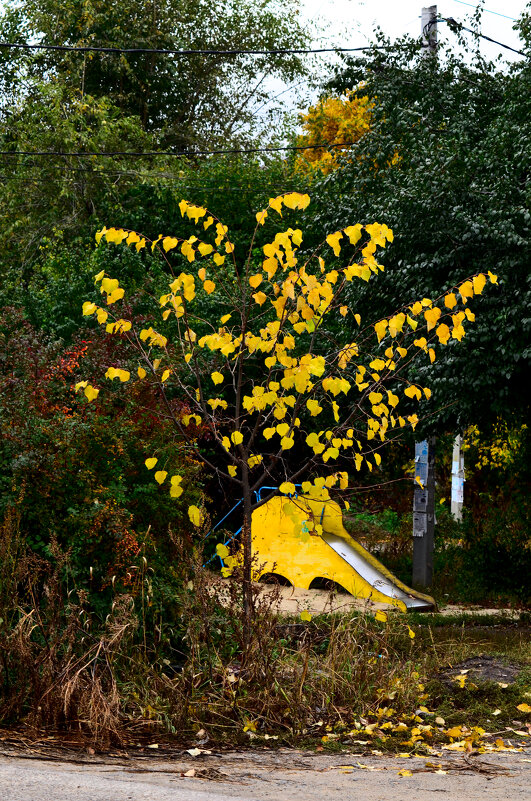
[412,6,438,590]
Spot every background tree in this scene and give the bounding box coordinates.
[306,24,531,428]
[0,0,310,148]
[295,91,372,175]
[0,0,312,300]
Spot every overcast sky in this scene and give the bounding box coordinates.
[301,0,529,61]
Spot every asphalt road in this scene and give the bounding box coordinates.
[1,749,530,801]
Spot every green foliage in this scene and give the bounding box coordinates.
[310,27,531,427]
[1,0,309,147]
[0,307,203,607]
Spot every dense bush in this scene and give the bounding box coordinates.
[0,307,204,610]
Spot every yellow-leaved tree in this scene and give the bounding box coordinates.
[296,91,372,174]
[79,193,494,638]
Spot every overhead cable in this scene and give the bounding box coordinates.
[0,41,389,56]
[451,0,516,21]
[0,140,358,158]
[438,17,526,56]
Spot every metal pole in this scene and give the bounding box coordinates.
[451,435,465,520]
[412,438,435,587]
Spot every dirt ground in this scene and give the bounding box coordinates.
[1,747,530,801]
[255,582,523,617]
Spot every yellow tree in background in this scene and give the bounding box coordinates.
[79,193,494,639]
[296,92,372,174]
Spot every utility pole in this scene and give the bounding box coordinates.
[412,6,438,590]
[451,435,465,520]
[421,5,438,54]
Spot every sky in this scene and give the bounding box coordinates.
[300,0,529,60]
[259,0,530,125]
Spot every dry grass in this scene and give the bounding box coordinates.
[1,513,529,749]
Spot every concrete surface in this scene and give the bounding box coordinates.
[1,748,530,801]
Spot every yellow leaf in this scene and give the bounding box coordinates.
[227,465,237,477]
[375,610,387,623]
[459,280,474,302]
[488,270,498,283]
[82,301,97,316]
[106,287,125,305]
[138,367,146,379]
[253,291,267,306]
[340,306,348,317]
[374,319,388,342]
[211,371,224,385]
[188,505,204,527]
[279,482,296,495]
[281,436,294,450]
[84,384,99,402]
[269,196,283,215]
[263,427,275,440]
[424,307,441,331]
[306,399,322,416]
[154,470,167,484]
[249,273,263,289]
[444,293,457,309]
[220,313,232,324]
[517,703,531,714]
[161,369,171,383]
[105,367,130,383]
[231,431,243,445]
[408,627,415,639]
[145,458,158,470]
[326,231,343,256]
[300,610,312,622]
[216,543,229,559]
[473,273,486,295]
[398,769,413,777]
[203,280,216,294]
[436,323,451,345]
[163,236,178,252]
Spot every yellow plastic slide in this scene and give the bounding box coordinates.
[251,495,435,612]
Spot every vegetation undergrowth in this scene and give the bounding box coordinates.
[1,508,529,752]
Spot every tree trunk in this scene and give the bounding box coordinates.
[241,466,253,649]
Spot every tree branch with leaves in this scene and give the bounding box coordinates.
[78,192,495,638]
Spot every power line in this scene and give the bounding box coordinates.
[0,41,388,57]
[450,0,516,21]
[0,140,358,159]
[439,17,527,56]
